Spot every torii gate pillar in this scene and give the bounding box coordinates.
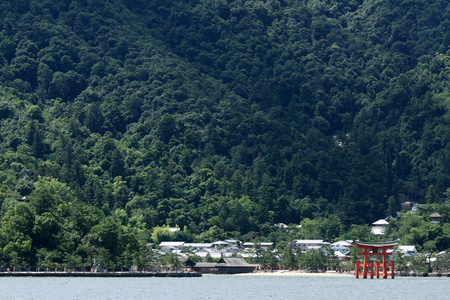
[353,240,398,279]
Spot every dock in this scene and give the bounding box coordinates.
[0,271,202,278]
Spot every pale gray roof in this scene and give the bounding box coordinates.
[331,240,352,247]
[294,239,324,244]
[159,241,185,247]
[372,219,389,225]
[260,242,274,246]
[224,239,239,244]
[334,251,349,257]
[218,257,251,266]
[275,223,288,228]
[398,245,416,253]
[213,241,230,245]
[184,243,213,248]
[194,262,217,268]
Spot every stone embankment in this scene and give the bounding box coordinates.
[0,271,201,277]
[396,272,450,277]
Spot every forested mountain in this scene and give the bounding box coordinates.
[0,0,449,268]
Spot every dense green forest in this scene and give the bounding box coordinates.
[0,0,449,269]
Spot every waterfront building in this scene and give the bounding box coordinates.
[193,257,253,274]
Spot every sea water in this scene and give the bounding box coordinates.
[0,275,448,300]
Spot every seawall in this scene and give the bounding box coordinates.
[0,271,202,278]
[396,272,450,277]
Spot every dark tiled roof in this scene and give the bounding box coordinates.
[194,257,252,268]
[429,212,442,218]
[194,263,218,268]
[219,257,251,266]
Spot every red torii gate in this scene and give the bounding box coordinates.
[353,240,398,279]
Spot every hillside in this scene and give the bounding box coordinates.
[0,0,449,268]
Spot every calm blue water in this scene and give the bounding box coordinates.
[0,275,448,300]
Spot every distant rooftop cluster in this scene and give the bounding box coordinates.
[153,237,424,267]
[154,238,356,262]
[154,204,445,267]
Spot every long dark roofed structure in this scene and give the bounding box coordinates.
[193,257,253,274]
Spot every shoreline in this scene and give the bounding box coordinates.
[234,270,354,277]
[0,271,202,278]
[1,270,448,278]
[233,270,450,277]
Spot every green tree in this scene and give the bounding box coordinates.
[91,217,120,261]
[280,246,297,269]
[29,188,58,215]
[110,150,125,178]
[341,224,372,241]
[0,203,35,267]
[301,248,328,272]
[151,225,176,245]
[260,247,278,270]
[166,252,182,272]
[33,212,60,249]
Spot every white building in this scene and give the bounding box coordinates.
[194,248,222,259]
[334,251,351,261]
[158,241,185,253]
[397,245,417,256]
[224,239,240,248]
[242,242,274,250]
[184,243,214,250]
[330,240,353,253]
[291,240,330,252]
[371,219,389,235]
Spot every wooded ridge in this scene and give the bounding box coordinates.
[0,0,448,269]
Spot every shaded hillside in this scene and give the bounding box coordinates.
[0,0,449,267]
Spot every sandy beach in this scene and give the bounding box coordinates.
[234,270,354,277]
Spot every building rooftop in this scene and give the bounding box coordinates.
[331,240,353,247]
[218,257,252,267]
[293,239,325,244]
[159,241,185,247]
[184,243,214,249]
[398,245,416,253]
[212,241,230,245]
[372,219,389,225]
[429,212,442,218]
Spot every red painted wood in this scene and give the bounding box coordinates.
[353,241,397,279]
